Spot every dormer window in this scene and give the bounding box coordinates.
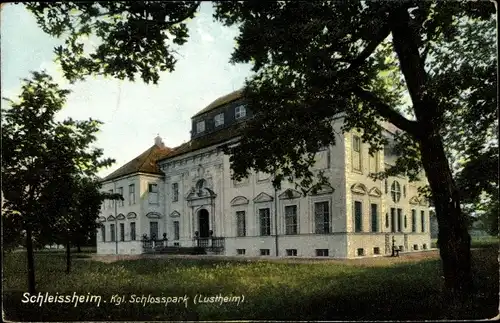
[196,120,205,133]
[214,113,224,127]
[235,104,246,119]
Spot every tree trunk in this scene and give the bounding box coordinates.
[419,133,472,299]
[66,240,71,274]
[25,226,36,294]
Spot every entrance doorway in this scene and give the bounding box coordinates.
[198,209,210,238]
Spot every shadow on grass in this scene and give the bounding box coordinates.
[3,248,498,321]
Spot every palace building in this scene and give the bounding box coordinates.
[96,89,432,258]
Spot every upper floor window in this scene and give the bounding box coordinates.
[196,120,205,133]
[108,189,113,208]
[172,183,179,202]
[214,113,224,127]
[235,104,246,119]
[391,181,401,203]
[117,187,124,207]
[352,135,362,171]
[129,184,136,205]
[148,183,159,204]
[369,151,379,173]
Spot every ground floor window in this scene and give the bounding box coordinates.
[259,208,271,236]
[357,248,364,256]
[413,244,418,250]
[286,249,297,256]
[120,223,125,241]
[236,211,246,237]
[130,222,136,241]
[174,221,180,240]
[110,224,115,242]
[237,249,246,255]
[101,226,106,242]
[150,221,158,240]
[260,249,270,256]
[316,249,329,257]
[423,243,427,250]
[373,247,380,255]
[285,205,298,235]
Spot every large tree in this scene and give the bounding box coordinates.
[1,71,116,291]
[23,1,497,298]
[213,1,497,300]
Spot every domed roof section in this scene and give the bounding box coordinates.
[192,89,244,118]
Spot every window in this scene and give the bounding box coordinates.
[148,183,159,204]
[385,213,389,228]
[260,249,270,256]
[370,203,378,232]
[110,224,116,242]
[423,243,427,250]
[399,245,404,252]
[384,179,388,194]
[120,223,125,241]
[214,113,224,127]
[129,184,135,205]
[235,104,246,119]
[403,185,406,198]
[285,205,298,235]
[316,249,329,257]
[236,211,246,237]
[411,209,416,232]
[102,226,106,242]
[373,247,380,255]
[357,248,365,256]
[354,201,363,232]
[404,215,407,229]
[352,135,362,171]
[391,181,401,203]
[117,187,124,206]
[108,189,113,208]
[286,249,297,256]
[413,244,419,250]
[397,208,403,232]
[174,221,180,240]
[390,208,396,233]
[130,222,136,241]
[150,221,158,240]
[369,151,379,173]
[237,249,246,255]
[315,202,330,234]
[421,210,425,232]
[196,120,205,133]
[172,183,179,202]
[259,208,271,236]
[174,242,180,246]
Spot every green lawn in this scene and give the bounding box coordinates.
[3,245,498,321]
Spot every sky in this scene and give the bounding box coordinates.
[1,2,253,178]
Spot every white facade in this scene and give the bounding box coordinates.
[97,117,432,258]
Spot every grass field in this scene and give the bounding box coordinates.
[3,238,498,321]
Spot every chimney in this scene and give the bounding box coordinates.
[154,134,165,148]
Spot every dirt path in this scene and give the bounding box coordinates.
[86,249,441,266]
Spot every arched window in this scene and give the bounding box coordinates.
[391,181,401,203]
